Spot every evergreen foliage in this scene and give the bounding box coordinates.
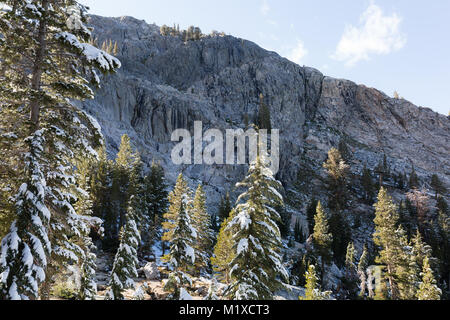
[225,154,288,300]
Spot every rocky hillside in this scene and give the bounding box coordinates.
[79,15,450,219]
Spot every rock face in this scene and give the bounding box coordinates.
[80,15,450,214]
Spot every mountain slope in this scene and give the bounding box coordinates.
[79,15,450,212]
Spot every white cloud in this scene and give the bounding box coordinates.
[332,3,407,66]
[287,40,308,65]
[260,0,270,16]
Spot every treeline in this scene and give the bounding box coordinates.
[159,24,226,41]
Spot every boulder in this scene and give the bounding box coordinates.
[143,262,160,280]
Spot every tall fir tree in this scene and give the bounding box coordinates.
[218,192,232,225]
[373,187,415,300]
[192,184,215,275]
[0,0,119,299]
[358,244,369,298]
[305,198,318,236]
[162,193,197,299]
[140,161,168,257]
[211,214,235,284]
[416,256,441,300]
[225,155,288,300]
[312,201,333,276]
[105,195,141,300]
[323,148,349,211]
[299,264,331,300]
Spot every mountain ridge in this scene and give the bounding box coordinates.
[79,14,450,211]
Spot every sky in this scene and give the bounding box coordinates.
[79,0,450,115]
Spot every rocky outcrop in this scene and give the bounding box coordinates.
[80,15,450,215]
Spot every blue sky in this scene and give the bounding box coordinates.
[79,0,450,115]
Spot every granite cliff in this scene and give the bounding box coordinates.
[79,15,450,220]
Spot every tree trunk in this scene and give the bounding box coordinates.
[29,0,49,128]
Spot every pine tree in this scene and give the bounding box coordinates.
[0,1,119,299]
[299,264,331,300]
[218,192,232,224]
[373,187,413,300]
[312,202,333,273]
[75,157,101,300]
[140,161,168,257]
[105,195,141,300]
[204,277,220,300]
[409,166,419,190]
[416,257,442,300]
[211,214,235,284]
[162,174,192,246]
[162,192,197,299]
[323,148,349,211]
[430,174,447,200]
[361,165,374,204]
[108,134,141,248]
[358,244,369,298]
[225,155,288,300]
[306,198,318,235]
[294,219,304,243]
[342,242,359,299]
[192,184,215,274]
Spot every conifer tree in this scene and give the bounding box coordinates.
[409,166,419,190]
[218,192,232,224]
[299,264,331,300]
[0,1,119,299]
[106,195,141,300]
[430,174,447,200]
[373,187,413,300]
[361,165,374,204]
[306,198,318,235]
[342,242,359,299]
[358,244,369,298]
[323,148,349,211]
[108,134,141,247]
[225,155,288,300]
[204,277,220,300]
[141,161,168,257]
[211,215,235,284]
[312,202,333,274]
[294,219,304,243]
[416,257,442,300]
[192,184,215,274]
[163,193,197,299]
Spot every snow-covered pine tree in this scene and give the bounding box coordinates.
[163,189,197,299]
[342,242,359,299]
[204,277,220,300]
[162,173,194,252]
[358,244,369,298]
[0,0,119,299]
[74,157,103,300]
[299,264,331,300]
[193,184,214,275]
[106,195,141,300]
[108,134,142,248]
[225,154,288,300]
[416,256,441,300]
